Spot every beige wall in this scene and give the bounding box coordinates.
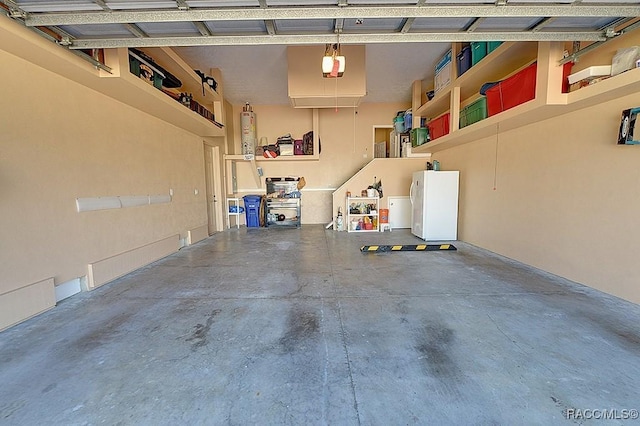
[3,11,638,327]
[229,102,410,224]
[433,92,640,304]
[0,48,208,295]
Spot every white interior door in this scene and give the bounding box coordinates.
[204,144,221,235]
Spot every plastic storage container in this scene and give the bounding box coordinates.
[394,115,405,133]
[471,42,488,67]
[404,110,413,131]
[456,45,472,77]
[243,195,262,228]
[129,55,164,89]
[487,41,502,54]
[486,62,537,117]
[379,209,389,224]
[435,49,452,94]
[410,127,429,147]
[459,97,488,128]
[427,113,450,141]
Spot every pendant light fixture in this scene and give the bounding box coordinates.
[322,43,345,78]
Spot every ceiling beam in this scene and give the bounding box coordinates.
[124,23,148,38]
[175,0,189,10]
[265,20,276,35]
[528,17,556,32]
[399,18,415,33]
[69,30,606,49]
[258,0,276,36]
[194,21,212,37]
[401,0,428,31]
[334,0,346,33]
[465,17,484,32]
[92,0,111,11]
[24,5,640,27]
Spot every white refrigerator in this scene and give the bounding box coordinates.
[410,170,460,241]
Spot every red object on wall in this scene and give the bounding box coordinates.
[427,113,450,140]
[562,61,574,93]
[486,62,537,117]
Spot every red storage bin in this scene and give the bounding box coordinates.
[486,62,537,117]
[427,113,450,140]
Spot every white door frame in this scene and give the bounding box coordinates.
[204,140,225,234]
[372,125,393,158]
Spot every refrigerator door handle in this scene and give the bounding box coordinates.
[409,182,415,205]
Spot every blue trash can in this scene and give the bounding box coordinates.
[243,195,262,228]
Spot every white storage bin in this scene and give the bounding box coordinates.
[568,65,611,84]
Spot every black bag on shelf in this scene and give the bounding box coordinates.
[302,131,313,155]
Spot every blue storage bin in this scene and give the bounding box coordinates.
[243,195,262,227]
[456,45,471,77]
[404,110,413,131]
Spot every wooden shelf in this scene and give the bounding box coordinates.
[564,67,640,111]
[413,67,640,154]
[138,47,222,103]
[415,42,539,119]
[101,48,225,137]
[456,42,538,103]
[225,154,319,162]
[415,86,450,120]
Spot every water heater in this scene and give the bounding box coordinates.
[241,103,256,155]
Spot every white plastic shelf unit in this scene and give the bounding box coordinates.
[347,196,379,232]
[226,197,242,229]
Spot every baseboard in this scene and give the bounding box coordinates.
[187,225,208,245]
[0,278,56,331]
[87,235,179,290]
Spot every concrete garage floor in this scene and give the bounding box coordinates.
[1,226,639,425]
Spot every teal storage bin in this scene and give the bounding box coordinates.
[471,42,488,67]
[394,115,405,133]
[460,97,487,128]
[487,41,503,54]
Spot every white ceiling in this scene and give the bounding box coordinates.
[3,0,638,106]
[173,43,451,105]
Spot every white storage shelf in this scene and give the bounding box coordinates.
[226,197,243,229]
[266,198,301,227]
[347,196,379,233]
[265,177,301,227]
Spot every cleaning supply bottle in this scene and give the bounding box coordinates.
[336,208,344,231]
